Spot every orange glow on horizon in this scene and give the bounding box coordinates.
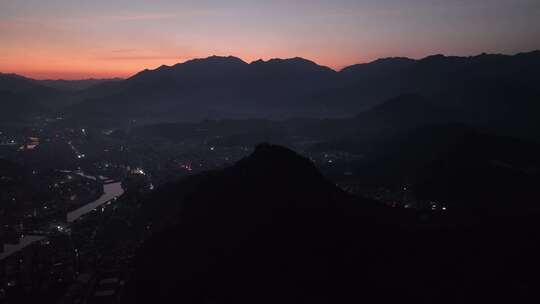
[0,49,376,80]
[1,54,370,80]
[0,52,192,80]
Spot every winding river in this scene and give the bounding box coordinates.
[66,181,124,223]
[1,176,124,261]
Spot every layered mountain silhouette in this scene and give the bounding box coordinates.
[125,144,540,304]
[37,78,123,91]
[0,74,125,121]
[56,51,538,125]
[0,73,58,120]
[292,93,458,142]
[2,51,540,139]
[66,56,339,123]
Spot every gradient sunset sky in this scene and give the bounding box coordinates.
[1,0,539,79]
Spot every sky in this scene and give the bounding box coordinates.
[1,0,539,79]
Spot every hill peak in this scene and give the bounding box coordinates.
[339,57,415,74]
[181,55,248,66]
[235,143,323,181]
[250,57,335,73]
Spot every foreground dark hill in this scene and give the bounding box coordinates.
[126,144,407,303]
[126,144,540,304]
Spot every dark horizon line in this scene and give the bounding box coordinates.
[3,49,539,82]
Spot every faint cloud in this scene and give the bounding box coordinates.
[98,54,181,61]
[110,49,137,53]
[0,12,178,26]
[101,13,178,21]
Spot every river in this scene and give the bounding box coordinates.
[0,235,46,261]
[66,181,124,223]
[1,177,124,261]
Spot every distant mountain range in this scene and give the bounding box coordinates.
[0,73,122,121]
[1,51,539,136]
[0,73,59,120]
[0,73,122,91]
[64,56,339,123]
[37,78,123,91]
[62,50,540,132]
